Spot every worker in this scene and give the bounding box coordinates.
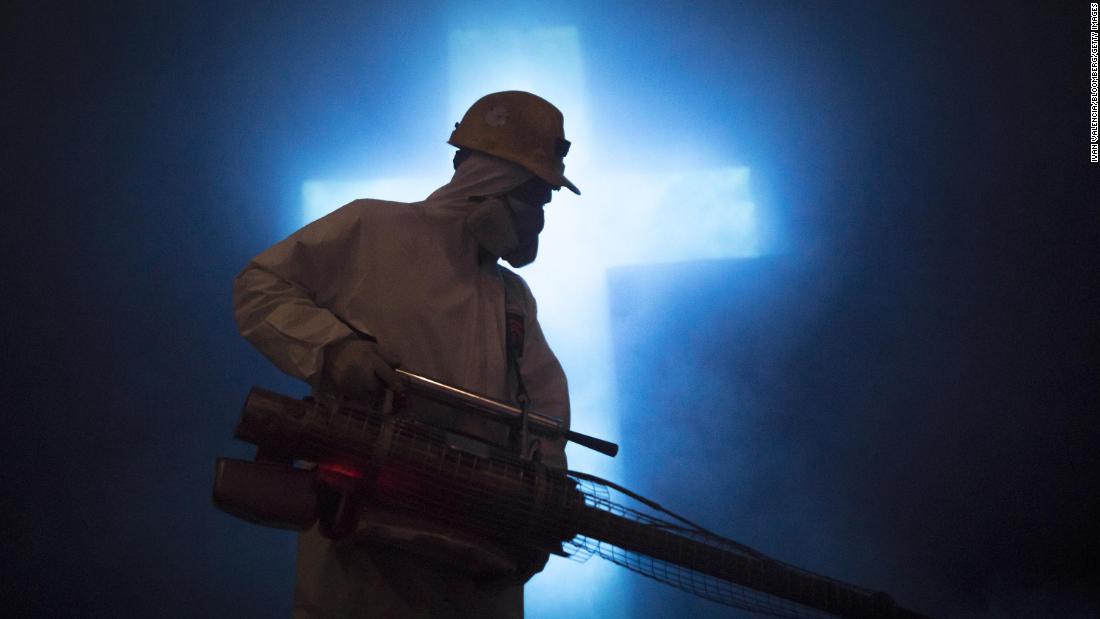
[233,91,580,618]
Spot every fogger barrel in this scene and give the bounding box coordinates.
[214,387,931,619]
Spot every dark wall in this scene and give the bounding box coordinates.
[4,2,1095,617]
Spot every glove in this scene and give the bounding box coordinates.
[321,339,404,399]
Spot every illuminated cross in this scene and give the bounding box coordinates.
[299,26,758,618]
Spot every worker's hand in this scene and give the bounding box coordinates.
[321,339,404,399]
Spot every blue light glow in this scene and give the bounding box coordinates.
[299,25,759,619]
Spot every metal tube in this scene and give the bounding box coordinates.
[395,368,618,457]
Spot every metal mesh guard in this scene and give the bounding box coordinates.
[563,475,871,619]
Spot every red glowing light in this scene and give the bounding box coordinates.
[318,462,365,479]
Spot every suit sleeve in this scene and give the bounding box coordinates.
[232,203,366,385]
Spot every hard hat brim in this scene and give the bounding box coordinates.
[549,173,580,195]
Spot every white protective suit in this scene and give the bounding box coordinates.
[233,151,570,618]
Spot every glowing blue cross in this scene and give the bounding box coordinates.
[299,26,758,618]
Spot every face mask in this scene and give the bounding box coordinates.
[502,196,545,268]
[465,196,544,268]
[503,235,538,269]
[465,196,520,260]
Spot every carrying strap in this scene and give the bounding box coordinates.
[499,267,528,404]
[501,267,543,461]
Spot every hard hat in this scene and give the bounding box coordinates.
[449,91,580,195]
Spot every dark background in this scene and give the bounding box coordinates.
[3,2,1096,617]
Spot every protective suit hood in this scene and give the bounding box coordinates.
[429,150,541,267]
[426,150,534,206]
